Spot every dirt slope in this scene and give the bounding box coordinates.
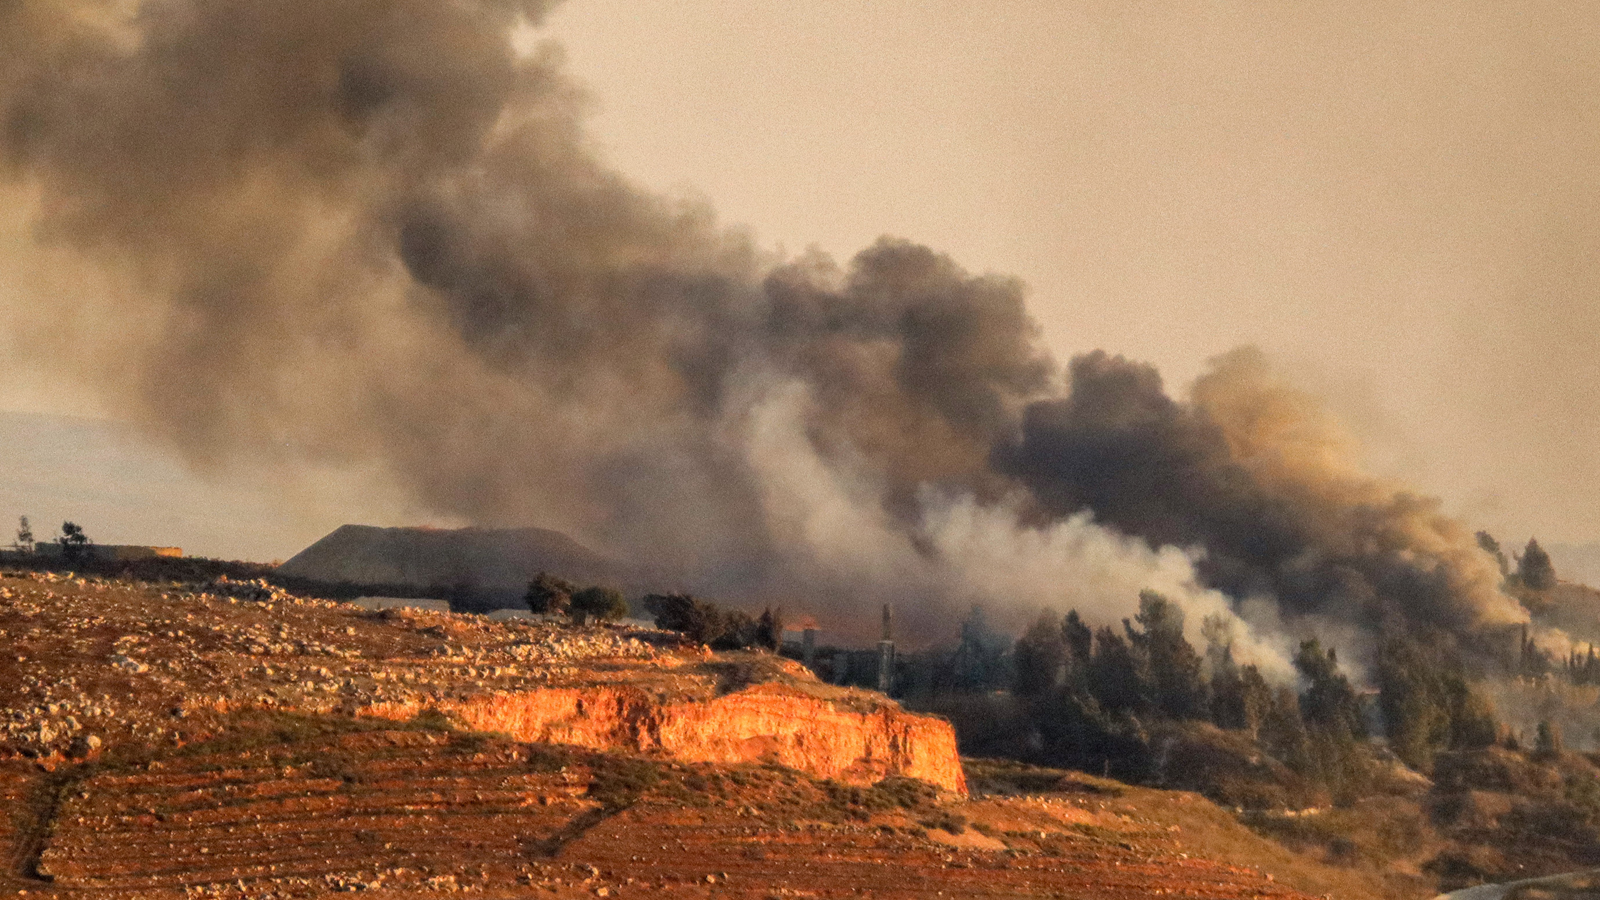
[1,719,1322,900]
[0,571,1370,898]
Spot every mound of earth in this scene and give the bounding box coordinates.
[277,525,626,604]
[0,571,1380,898]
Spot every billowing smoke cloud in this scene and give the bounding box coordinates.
[0,1,1526,656]
[1001,347,1525,655]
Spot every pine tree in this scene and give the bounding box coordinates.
[755,607,784,652]
[1088,627,1148,715]
[1127,591,1204,720]
[1062,609,1093,690]
[1295,640,1366,740]
[1260,686,1313,775]
[1013,612,1067,698]
[1377,635,1450,771]
[1519,538,1557,591]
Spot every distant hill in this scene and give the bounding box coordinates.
[277,524,628,607]
[1549,542,1600,589]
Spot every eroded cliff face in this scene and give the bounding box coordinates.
[362,683,968,795]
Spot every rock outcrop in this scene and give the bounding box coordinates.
[364,682,967,794]
[0,571,964,794]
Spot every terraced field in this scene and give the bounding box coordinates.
[0,572,1371,899]
[0,717,1318,899]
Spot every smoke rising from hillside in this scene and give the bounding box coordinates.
[0,1,1525,655]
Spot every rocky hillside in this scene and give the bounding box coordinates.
[0,571,1375,898]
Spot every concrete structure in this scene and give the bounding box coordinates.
[485,608,536,621]
[876,604,895,694]
[352,597,452,613]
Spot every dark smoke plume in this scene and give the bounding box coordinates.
[1001,348,1524,646]
[0,1,1525,652]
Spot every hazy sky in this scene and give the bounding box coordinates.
[2,1,1599,560]
[535,0,1600,547]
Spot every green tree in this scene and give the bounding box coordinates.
[1520,538,1557,591]
[1012,612,1067,698]
[1062,609,1093,688]
[1448,681,1499,750]
[1377,635,1451,771]
[1126,591,1204,720]
[1212,660,1273,736]
[525,572,575,617]
[14,516,32,554]
[1088,627,1148,715]
[755,607,784,652]
[644,593,727,646]
[1476,530,1510,577]
[1259,686,1313,776]
[1294,639,1365,740]
[58,521,90,564]
[569,585,628,624]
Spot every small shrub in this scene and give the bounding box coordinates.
[587,755,662,809]
[525,744,576,773]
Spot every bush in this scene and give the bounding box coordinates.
[642,592,767,649]
[525,572,575,617]
[569,585,628,624]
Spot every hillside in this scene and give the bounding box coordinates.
[0,570,1393,899]
[277,525,628,606]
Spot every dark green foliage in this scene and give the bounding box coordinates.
[642,592,765,650]
[1294,640,1365,740]
[586,754,663,809]
[1127,591,1205,720]
[1259,686,1313,777]
[820,775,942,821]
[709,608,760,650]
[58,521,89,564]
[1305,723,1372,806]
[1566,771,1600,827]
[1012,613,1066,698]
[1211,660,1272,736]
[643,592,723,644]
[1450,687,1499,750]
[1087,626,1147,715]
[1519,538,1557,591]
[755,607,783,652]
[1377,634,1500,771]
[1536,720,1563,758]
[1476,531,1510,577]
[525,571,575,617]
[1062,610,1092,685]
[569,585,628,624]
[1377,636,1452,771]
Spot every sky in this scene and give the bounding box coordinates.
[2,0,1598,561]
[533,0,1600,547]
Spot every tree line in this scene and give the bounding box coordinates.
[524,572,782,651]
[946,590,1503,800]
